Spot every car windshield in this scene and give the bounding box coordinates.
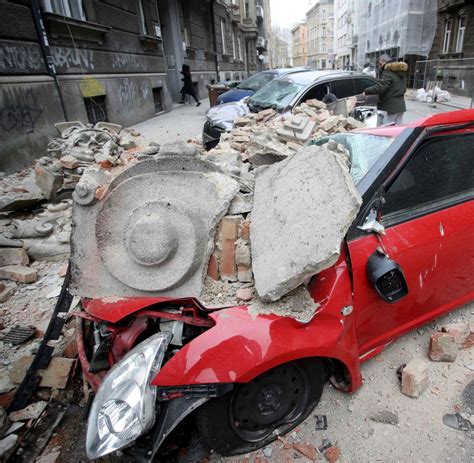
[311,133,395,184]
[248,80,305,112]
[237,72,276,91]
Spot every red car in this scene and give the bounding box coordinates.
[79,110,474,460]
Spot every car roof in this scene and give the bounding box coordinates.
[263,67,313,76]
[277,70,375,86]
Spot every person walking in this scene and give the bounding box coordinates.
[180,64,201,106]
[363,54,408,124]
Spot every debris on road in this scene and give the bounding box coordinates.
[401,358,429,398]
[442,412,472,431]
[315,414,328,430]
[369,410,399,425]
[2,325,36,346]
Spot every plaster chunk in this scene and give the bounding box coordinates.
[251,145,362,302]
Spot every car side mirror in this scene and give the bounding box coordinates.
[366,249,408,303]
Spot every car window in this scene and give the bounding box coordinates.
[248,80,305,111]
[330,79,356,98]
[237,72,275,91]
[354,78,377,94]
[382,133,474,217]
[300,83,330,102]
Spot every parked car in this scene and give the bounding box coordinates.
[82,109,474,460]
[203,70,378,150]
[216,68,311,105]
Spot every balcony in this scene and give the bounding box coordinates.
[241,17,258,37]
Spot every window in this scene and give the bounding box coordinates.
[221,19,227,54]
[301,83,330,102]
[354,77,377,94]
[443,19,452,54]
[152,87,163,114]
[232,30,236,59]
[456,15,466,52]
[41,0,86,20]
[382,134,474,218]
[244,0,250,18]
[84,96,108,125]
[321,59,326,68]
[331,79,356,98]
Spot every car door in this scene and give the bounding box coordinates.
[330,79,356,99]
[347,130,474,355]
[354,77,378,94]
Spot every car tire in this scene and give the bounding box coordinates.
[195,358,326,456]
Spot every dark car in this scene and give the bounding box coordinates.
[203,70,377,149]
[216,68,311,105]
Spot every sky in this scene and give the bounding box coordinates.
[270,0,317,30]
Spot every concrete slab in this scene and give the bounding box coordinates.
[251,145,362,302]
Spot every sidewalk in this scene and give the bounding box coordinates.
[131,98,210,145]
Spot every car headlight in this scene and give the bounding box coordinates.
[86,332,172,459]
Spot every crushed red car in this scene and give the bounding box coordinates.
[79,110,474,460]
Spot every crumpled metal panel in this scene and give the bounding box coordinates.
[70,154,239,299]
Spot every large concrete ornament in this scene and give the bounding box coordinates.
[70,153,239,298]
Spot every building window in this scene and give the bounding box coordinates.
[232,30,236,59]
[455,15,466,52]
[443,19,452,53]
[84,96,108,125]
[220,19,227,54]
[322,9,326,19]
[41,0,86,20]
[152,87,163,114]
[244,0,250,18]
[138,0,148,35]
[237,34,242,60]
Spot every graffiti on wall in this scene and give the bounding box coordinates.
[112,52,145,70]
[51,47,95,71]
[118,78,150,109]
[0,44,43,72]
[0,87,44,133]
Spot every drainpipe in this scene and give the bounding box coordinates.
[210,0,220,82]
[30,0,69,121]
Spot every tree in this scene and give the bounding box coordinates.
[270,25,291,68]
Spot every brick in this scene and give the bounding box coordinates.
[0,391,15,409]
[237,265,253,283]
[37,451,61,463]
[0,248,29,267]
[221,216,240,240]
[59,155,80,170]
[0,266,37,283]
[0,282,16,303]
[401,358,429,398]
[325,445,341,463]
[236,287,253,302]
[293,442,318,461]
[9,401,47,422]
[239,219,250,240]
[429,332,458,362]
[441,322,470,343]
[207,253,219,281]
[10,357,74,389]
[220,240,236,281]
[63,335,78,359]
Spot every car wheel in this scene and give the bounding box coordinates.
[195,358,326,456]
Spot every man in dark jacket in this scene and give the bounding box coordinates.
[180,64,201,106]
[363,54,408,124]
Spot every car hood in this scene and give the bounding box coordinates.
[218,88,254,104]
[206,100,250,130]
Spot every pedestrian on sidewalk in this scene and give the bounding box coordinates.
[363,54,408,124]
[180,64,201,106]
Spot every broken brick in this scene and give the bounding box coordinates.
[59,155,80,170]
[429,332,458,362]
[0,248,29,267]
[10,357,74,389]
[0,266,37,283]
[401,358,429,398]
[8,401,47,422]
[293,442,318,461]
[207,253,220,281]
[239,219,250,240]
[325,445,341,463]
[220,239,236,281]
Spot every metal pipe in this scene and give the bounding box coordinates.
[30,0,69,121]
[210,0,220,82]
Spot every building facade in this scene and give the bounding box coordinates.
[291,22,308,67]
[0,0,270,173]
[307,0,334,69]
[333,0,356,69]
[355,0,437,84]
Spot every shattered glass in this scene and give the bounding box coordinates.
[248,81,305,112]
[311,133,395,184]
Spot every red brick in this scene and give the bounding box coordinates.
[207,253,220,281]
[429,332,458,362]
[0,265,37,283]
[239,218,251,240]
[293,442,318,461]
[325,445,341,463]
[220,240,236,281]
[221,216,240,240]
[401,358,429,397]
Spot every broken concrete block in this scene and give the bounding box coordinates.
[251,145,361,301]
[276,115,316,143]
[158,141,197,157]
[34,159,64,200]
[429,332,458,362]
[401,359,429,398]
[345,116,366,130]
[234,117,252,127]
[237,264,253,282]
[71,156,239,298]
[0,266,37,283]
[9,401,47,422]
[9,357,74,389]
[0,235,23,248]
[306,99,327,110]
[27,242,70,262]
[236,287,253,302]
[11,218,54,239]
[36,450,61,463]
[0,248,29,267]
[0,407,9,438]
[0,434,17,460]
[228,192,253,215]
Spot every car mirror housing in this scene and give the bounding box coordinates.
[366,249,408,303]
